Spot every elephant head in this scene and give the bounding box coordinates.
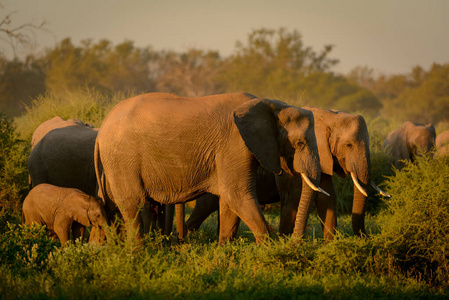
[305,107,387,236]
[234,99,325,237]
[87,197,109,229]
[384,121,436,170]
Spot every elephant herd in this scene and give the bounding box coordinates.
[23,92,443,245]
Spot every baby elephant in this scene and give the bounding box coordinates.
[22,184,108,244]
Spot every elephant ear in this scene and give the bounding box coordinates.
[426,123,436,140]
[315,115,333,176]
[233,98,282,175]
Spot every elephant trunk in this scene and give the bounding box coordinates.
[292,181,316,237]
[351,184,367,236]
[350,161,370,236]
[292,150,321,238]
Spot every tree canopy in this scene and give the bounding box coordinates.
[0,26,448,126]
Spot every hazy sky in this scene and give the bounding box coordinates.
[1,0,448,75]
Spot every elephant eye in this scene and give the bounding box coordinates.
[295,140,305,149]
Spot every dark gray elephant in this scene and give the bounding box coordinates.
[383,121,436,170]
[435,130,449,157]
[31,116,93,150]
[22,184,108,245]
[185,107,388,240]
[95,92,325,244]
[28,121,99,196]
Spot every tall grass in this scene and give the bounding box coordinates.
[14,87,132,141]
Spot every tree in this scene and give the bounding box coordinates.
[42,38,156,94]
[154,48,225,96]
[380,64,449,124]
[0,3,48,58]
[218,28,381,116]
[0,55,45,116]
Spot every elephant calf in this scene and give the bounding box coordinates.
[22,184,108,244]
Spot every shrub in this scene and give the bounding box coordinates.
[0,223,59,275]
[379,155,449,286]
[14,87,131,141]
[0,115,29,210]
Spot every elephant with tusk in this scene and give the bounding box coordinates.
[185,107,388,240]
[95,92,324,244]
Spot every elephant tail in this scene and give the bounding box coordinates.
[94,137,106,202]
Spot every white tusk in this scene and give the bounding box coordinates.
[301,173,330,197]
[371,181,391,197]
[350,172,368,197]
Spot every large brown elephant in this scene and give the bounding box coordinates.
[22,184,108,244]
[435,130,449,157]
[95,92,325,244]
[185,107,389,240]
[383,121,436,170]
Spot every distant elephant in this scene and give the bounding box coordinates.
[22,184,108,244]
[383,121,436,170]
[95,92,325,245]
[31,116,93,149]
[435,130,449,157]
[186,107,388,240]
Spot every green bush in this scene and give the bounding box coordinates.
[0,223,59,275]
[14,87,130,141]
[0,115,29,210]
[379,155,449,286]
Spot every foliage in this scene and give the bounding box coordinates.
[0,115,29,210]
[154,49,225,97]
[41,38,156,94]
[14,87,128,141]
[0,216,446,299]
[379,155,449,286]
[0,56,45,116]
[0,222,59,275]
[218,28,382,116]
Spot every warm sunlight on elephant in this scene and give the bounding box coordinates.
[95,92,326,244]
[22,184,108,245]
[185,107,388,240]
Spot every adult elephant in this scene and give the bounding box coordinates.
[383,121,436,170]
[185,107,388,240]
[435,130,449,157]
[95,92,325,244]
[28,121,99,196]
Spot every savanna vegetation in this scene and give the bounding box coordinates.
[1,13,449,298]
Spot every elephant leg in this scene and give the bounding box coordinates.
[315,173,337,241]
[185,194,220,232]
[279,198,299,235]
[141,198,165,234]
[164,205,175,235]
[218,200,240,245]
[71,221,86,242]
[175,204,186,241]
[223,194,269,244]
